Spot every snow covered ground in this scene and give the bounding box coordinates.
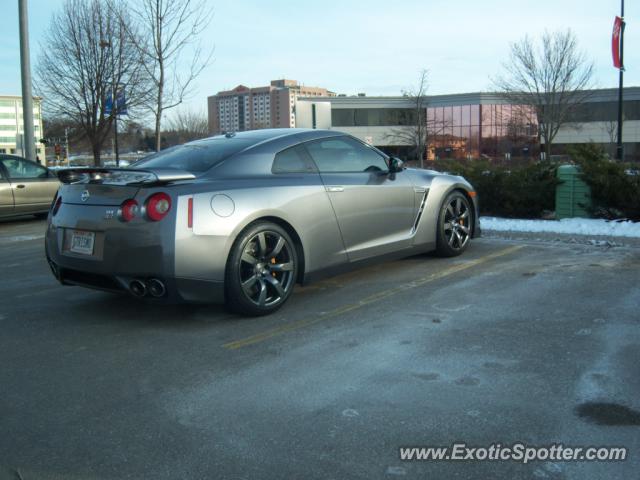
[481,217,640,238]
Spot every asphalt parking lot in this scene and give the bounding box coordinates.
[1,217,639,480]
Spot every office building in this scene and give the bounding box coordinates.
[296,87,640,162]
[208,79,334,135]
[0,95,45,160]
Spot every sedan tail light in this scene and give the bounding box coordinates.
[145,193,171,222]
[120,199,139,222]
[52,195,62,216]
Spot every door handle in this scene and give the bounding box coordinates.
[325,186,344,193]
[16,184,26,189]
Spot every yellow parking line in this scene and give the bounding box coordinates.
[223,245,523,350]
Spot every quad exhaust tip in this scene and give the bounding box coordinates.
[129,280,147,297]
[129,278,165,297]
[147,278,166,298]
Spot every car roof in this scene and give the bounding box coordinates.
[188,128,341,147]
[0,154,30,161]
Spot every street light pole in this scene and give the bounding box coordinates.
[616,0,625,161]
[100,39,119,167]
[18,0,36,162]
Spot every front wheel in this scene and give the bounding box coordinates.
[435,191,472,257]
[225,222,298,316]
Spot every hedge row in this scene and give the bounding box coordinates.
[431,158,558,218]
[430,144,640,221]
[570,144,640,221]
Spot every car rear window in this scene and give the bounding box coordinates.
[131,138,257,173]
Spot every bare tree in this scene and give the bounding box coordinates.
[36,0,148,165]
[165,109,209,144]
[386,70,452,167]
[127,0,214,152]
[601,110,627,157]
[386,70,429,168]
[493,29,594,159]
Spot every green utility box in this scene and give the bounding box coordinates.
[555,165,592,219]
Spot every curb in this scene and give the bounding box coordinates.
[482,229,640,249]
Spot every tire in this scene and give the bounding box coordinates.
[435,191,473,257]
[225,221,298,316]
[34,212,49,220]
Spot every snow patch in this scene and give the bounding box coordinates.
[0,234,45,244]
[481,217,640,238]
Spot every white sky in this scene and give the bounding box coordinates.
[1,0,637,122]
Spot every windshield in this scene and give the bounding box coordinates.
[131,138,257,173]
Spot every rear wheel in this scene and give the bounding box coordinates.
[225,222,298,316]
[435,191,472,257]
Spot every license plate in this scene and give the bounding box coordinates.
[70,230,95,255]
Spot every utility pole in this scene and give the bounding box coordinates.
[616,0,625,160]
[65,127,70,166]
[18,0,36,162]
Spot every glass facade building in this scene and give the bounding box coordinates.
[299,88,640,162]
[332,104,538,160]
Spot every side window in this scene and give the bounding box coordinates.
[272,145,316,173]
[0,158,48,179]
[305,137,388,173]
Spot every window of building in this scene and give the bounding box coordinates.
[566,100,640,122]
[332,108,421,127]
[332,109,355,126]
[304,136,388,173]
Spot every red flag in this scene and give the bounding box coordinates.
[612,16,623,69]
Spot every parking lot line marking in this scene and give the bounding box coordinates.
[223,245,523,350]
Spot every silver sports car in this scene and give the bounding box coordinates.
[45,129,480,315]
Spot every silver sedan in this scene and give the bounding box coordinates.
[0,155,60,218]
[45,129,480,316]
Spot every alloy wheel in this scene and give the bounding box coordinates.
[442,196,471,251]
[238,230,295,307]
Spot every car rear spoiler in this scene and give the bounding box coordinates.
[56,168,196,186]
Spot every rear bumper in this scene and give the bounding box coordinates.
[50,262,225,304]
[46,250,225,304]
[45,205,225,304]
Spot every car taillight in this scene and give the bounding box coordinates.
[146,193,171,222]
[120,199,139,222]
[188,197,193,229]
[52,196,62,216]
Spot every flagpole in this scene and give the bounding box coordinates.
[616,0,625,160]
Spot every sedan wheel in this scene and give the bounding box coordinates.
[435,192,472,257]
[226,222,298,316]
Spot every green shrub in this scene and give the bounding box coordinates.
[432,159,558,218]
[569,143,640,220]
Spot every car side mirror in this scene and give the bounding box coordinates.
[389,157,405,173]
